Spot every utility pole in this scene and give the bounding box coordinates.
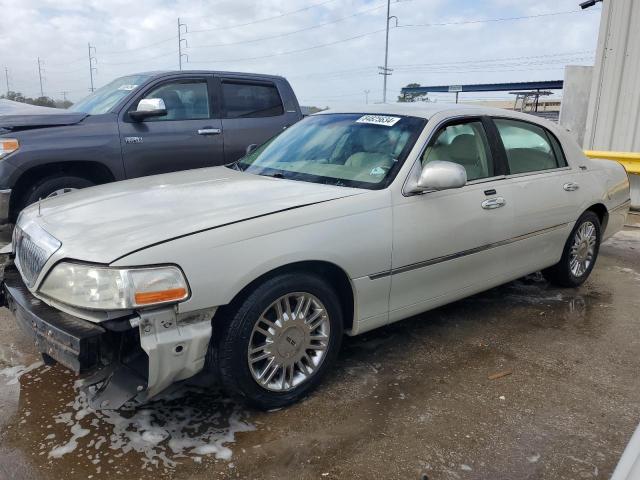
[4,67,9,96]
[178,18,188,70]
[60,91,68,101]
[88,43,97,92]
[364,89,370,104]
[37,57,44,97]
[379,0,397,103]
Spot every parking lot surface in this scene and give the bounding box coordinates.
[0,225,639,480]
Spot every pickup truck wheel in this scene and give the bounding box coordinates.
[21,175,94,209]
[542,211,601,287]
[214,273,343,410]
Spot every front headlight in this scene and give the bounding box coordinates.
[39,262,190,310]
[0,139,19,159]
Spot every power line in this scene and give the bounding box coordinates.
[189,28,386,64]
[99,35,178,55]
[187,3,386,49]
[100,49,178,66]
[397,9,594,28]
[188,0,339,33]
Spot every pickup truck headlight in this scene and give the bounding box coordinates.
[0,139,19,159]
[39,263,190,310]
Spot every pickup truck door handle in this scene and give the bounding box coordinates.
[563,182,580,191]
[197,127,222,135]
[481,197,506,210]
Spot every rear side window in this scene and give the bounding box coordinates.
[222,81,284,118]
[494,118,561,174]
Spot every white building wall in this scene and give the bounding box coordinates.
[559,65,593,147]
[584,0,640,151]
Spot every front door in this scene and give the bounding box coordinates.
[119,76,224,179]
[389,117,515,321]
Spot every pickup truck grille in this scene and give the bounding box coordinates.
[14,226,52,288]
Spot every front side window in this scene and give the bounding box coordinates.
[494,118,560,174]
[237,113,425,189]
[422,120,494,181]
[141,80,210,121]
[222,82,284,118]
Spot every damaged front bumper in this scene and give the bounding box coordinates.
[2,265,214,409]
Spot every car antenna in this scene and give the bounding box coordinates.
[38,198,41,216]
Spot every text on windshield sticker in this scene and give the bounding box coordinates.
[356,115,401,127]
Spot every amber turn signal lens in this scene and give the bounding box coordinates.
[134,287,188,305]
[0,139,19,158]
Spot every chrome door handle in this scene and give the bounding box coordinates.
[563,182,580,191]
[197,128,222,135]
[481,197,506,210]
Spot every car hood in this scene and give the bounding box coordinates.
[0,112,88,131]
[24,166,365,264]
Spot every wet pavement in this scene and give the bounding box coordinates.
[1,226,639,480]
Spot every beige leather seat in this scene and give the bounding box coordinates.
[344,129,395,173]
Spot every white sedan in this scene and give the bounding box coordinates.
[2,104,630,410]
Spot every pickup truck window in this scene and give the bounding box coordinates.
[222,81,284,118]
[69,74,151,115]
[142,80,210,121]
[237,113,425,189]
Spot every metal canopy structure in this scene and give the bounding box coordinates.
[400,80,564,95]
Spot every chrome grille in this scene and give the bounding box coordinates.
[14,225,55,288]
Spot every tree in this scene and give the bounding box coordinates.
[397,83,431,103]
[0,90,72,108]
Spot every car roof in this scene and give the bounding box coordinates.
[317,103,560,127]
[134,70,287,82]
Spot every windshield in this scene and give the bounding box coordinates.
[237,113,425,189]
[69,74,151,115]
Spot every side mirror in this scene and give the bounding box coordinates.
[246,144,258,155]
[129,98,167,121]
[416,160,467,191]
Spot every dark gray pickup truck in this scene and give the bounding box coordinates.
[0,70,302,224]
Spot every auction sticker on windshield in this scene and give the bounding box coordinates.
[356,115,401,127]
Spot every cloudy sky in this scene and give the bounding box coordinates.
[0,0,602,106]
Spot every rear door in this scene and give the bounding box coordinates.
[217,77,300,162]
[118,75,224,178]
[491,117,585,271]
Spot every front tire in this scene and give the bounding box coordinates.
[542,211,601,287]
[21,175,94,210]
[213,273,343,410]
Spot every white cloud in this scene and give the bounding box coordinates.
[0,0,601,106]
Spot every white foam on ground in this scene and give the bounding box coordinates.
[0,361,44,385]
[44,381,255,470]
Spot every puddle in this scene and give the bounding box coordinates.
[4,365,255,475]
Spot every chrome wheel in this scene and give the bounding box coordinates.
[46,187,76,198]
[248,292,330,392]
[569,221,597,277]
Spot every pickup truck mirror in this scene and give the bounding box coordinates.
[414,160,467,192]
[129,98,167,121]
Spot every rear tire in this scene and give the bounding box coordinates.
[20,175,94,210]
[542,211,601,287]
[212,273,343,410]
